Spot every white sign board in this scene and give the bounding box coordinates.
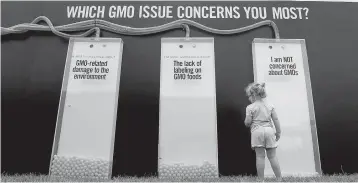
[252,39,321,177]
[158,38,219,178]
[50,38,124,179]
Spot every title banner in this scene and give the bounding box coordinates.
[66,5,310,20]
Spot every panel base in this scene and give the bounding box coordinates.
[50,155,110,179]
[158,161,219,179]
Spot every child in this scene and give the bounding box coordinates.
[244,82,282,181]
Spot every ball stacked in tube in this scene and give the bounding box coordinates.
[158,161,218,179]
[50,155,110,179]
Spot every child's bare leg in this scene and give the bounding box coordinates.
[254,147,266,180]
[266,148,282,179]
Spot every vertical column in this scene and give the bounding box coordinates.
[50,38,124,179]
[158,38,219,179]
[252,38,321,177]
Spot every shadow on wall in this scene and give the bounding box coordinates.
[217,105,257,176]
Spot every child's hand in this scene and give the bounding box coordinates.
[275,132,281,141]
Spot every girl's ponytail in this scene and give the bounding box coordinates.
[258,83,267,98]
[245,82,267,100]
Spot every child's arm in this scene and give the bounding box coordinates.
[271,108,281,140]
[244,107,252,127]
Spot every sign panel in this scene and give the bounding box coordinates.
[252,39,321,177]
[49,38,124,179]
[158,38,219,178]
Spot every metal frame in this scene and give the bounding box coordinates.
[49,37,124,179]
[158,37,219,177]
[252,38,322,175]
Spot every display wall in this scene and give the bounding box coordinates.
[1,1,358,176]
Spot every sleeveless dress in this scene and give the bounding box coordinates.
[246,101,278,149]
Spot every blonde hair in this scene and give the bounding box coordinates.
[245,82,267,101]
